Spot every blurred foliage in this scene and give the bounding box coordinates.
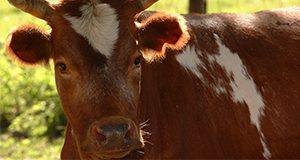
[1,0,300,159]
[207,0,300,13]
[0,134,62,160]
[0,1,67,159]
[149,0,300,13]
[0,59,66,138]
[0,0,65,139]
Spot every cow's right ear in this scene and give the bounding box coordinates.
[6,24,52,66]
[136,12,190,62]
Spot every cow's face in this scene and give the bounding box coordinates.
[51,1,146,158]
[6,0,189,159]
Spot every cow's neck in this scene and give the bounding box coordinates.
[138,53,203,158]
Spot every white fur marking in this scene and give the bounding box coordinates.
[176,45,203,79]
[64,3,119,58]
[212,34,271,159]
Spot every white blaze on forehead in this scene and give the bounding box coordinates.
[64,3,119,58]
[211,34,271,159]
[176,45,203,79]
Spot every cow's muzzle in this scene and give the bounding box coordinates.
[88,117,144,159]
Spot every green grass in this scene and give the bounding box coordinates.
[207,0,300,13]
[1,0,300,159]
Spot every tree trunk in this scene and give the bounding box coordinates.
[189,0,207,14]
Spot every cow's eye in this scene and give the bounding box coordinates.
[56,63,67,73]
[134,56,143,66]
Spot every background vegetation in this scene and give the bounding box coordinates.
[1,0,300,159]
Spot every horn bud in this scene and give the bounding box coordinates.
[8,0,53,21]
[136,0,158,10]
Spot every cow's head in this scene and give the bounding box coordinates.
[6,0,189,159]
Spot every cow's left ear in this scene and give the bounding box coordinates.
[136,12,190,62]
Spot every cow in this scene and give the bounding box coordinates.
[5,0,300,159]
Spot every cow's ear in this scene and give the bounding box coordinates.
[6,24,52,66]
[136,12,190,62]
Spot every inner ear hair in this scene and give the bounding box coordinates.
[137,12,190,62]
[6,24,52,67]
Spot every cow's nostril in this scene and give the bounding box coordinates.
[91,125,107,145]
[96,127,107,144]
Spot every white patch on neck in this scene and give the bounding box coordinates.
[176,45,203,79]
[64,3,119,58]
[210,34,271,159]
